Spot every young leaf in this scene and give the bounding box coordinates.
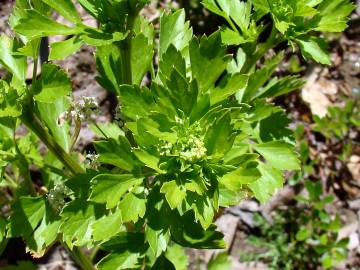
[131,33,154,85]
[14,10,82,39]
[96,44,122,93]
[296,36,330,65]
[160,181,186,209]
[41,0,82,23]
[238,53,283,102]
[49,36,83,61]
[97,251,142,270]
[208,252,231,270]
[0,80,22,118]
[145,225,168,258]
[165,244,189,270]
[9,196,46,239]
[33,64,72,103]
[314,0,355,32]
[159,9,192,57]
[254,140,300,170]
[254,76,305,99]
[210,73,248,105]
[95,137,140,172]
[60,200,105,248]
[249,163,284,203]
[118,85,156,120]
[90,174,143,209]
[119,192,146,223]
[37,97,71,151]
[0,35,26,81]
[92,210,123,242]
[220,168,261,192]
[189,32,231,93]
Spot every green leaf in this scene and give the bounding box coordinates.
[170,212,225,249]
[89,122,125,140]
[16,39,41,58]
[33,64,72,103]
[296,228,311,241]
[202,0,259,44]
[119,192,146,223]
[0,35,26,81]
[9,196,46,239]
[100,232,145,252]
[49,36,83,60]
[133,149,164,173]
[208,252,231,270]
[95,137,140,172]
[238,53,283,102]
[159,9,192,57]
[252,0,270,19]
[304,180,322,201]
[189,32,231,93]
[97,251,142,270]
[297,36,331,65]
[0,217,6,244]
[14,10,81,39]
[160,180,186,209]
[165,244,189,270]
[227,48,246,74]
[220,168,261,192]
[314,0,355,32]
[205,112,234,157]
[254,76,305,99]
[131,33,154,85]
[41,0,81,23]
[119,85,156,120]
[81,29,128,47]
[90,174,143,209]
[151,254,176,270]
[37,97,71,151]
[254,141,300,170]
[249,163,284,203]
[145,226,168,258]
[0,80,22,118]
[60,200,104,248]
[92,210,123,242]
[30,204,62,254]
[210,73,248,105]
[189,195,215,230]
[96,44,122,93]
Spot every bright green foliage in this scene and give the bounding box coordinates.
[313,99,360,140]
[33,64,72,102]
[241,181,349,270]
[0,0,353,269]
[203,0,355,65]
[208,252,232,270]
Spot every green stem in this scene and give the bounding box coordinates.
[13,128,37,196]
[72,246,97,270]
[21,105,94,269]
[241,24,282,74]
[20,104,85,176]
[61,240,96,270]
[118,10,137,85]
[90,245,100,262]
[93,122,109,140]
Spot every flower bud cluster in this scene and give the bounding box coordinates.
[47,184,71,212]
[158,120,207,162]
[85,152,100,169]
[58,97,99,125]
